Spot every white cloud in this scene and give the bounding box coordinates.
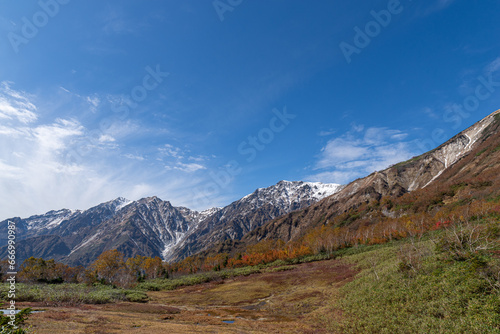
[98,134,116,143]
[59,86,71,94]
[188,155,211,162]
[308,125,416,185]
[0,116,102,219]
[318,129,335,137]
[0,82,37,124]
[165,162,206,173]
[123,153,144,161]
[364,127,408,144]
[174,162,206,173]
[86,95,101,112]
[0,160,22,179]
[158,144,209,173]
[0,86,128,218]
[33,119,84,152]
[307,170,361,185]
[105,120,141,139]
[0,125,30,136]
[317,138,368,169]
[159,144,183,158]
[0,84,221,219]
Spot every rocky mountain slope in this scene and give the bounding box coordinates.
[233,109,500,247]
[0,197,130,253]
[163,181,342,261]
[0,181,340,266]
[4,109,497,267]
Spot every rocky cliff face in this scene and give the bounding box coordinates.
[64,197,194,265]
[163,181,342,261]
[0,181,340,266]
[0,197,194,265]
[238,110,500,245]
[0,198,129,252]
[4,110,497,266]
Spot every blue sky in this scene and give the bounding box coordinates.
[1,0,500,219]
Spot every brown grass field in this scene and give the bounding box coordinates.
[21,259,358,333]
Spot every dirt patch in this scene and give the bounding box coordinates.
[24,258,358,333]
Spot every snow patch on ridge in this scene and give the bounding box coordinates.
[70,232,101,255]
[244,180,342,207]
[199,207,222,220]
[423,110,498,188]
[114,197,132,212]
[162,231,187,259]
[25,209,77,230]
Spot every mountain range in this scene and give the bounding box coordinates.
[0,181,341,266]
[230,109,500,251]
[1,109,499,267]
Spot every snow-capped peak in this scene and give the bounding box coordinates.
[251,180,342,202]
[114,197,133,212]
[301,181,344,199]
[24,208,77,230]
[200,207,222,218]
[232,180,343,216]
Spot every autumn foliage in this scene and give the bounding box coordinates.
[8,179,500,289]
[18,257,82,283]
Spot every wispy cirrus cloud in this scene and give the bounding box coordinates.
[0,81,37,124]
[159,144,183,159]
[318,129,336,137]
[307,125,416,184]
[166,162,206,173]
[0,83,215,219]
[86,95,101,113]
[123,153,145,161]
[158,144,208,173]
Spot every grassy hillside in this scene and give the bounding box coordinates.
[14,216,499,333]
[327,221,500,333]
[7,113,500,333]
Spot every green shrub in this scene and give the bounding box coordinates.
[0,307,32,333]
[124,291,149,303]
[264,265,297,273]
[0,283,146,305]
[137,265,263,291]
